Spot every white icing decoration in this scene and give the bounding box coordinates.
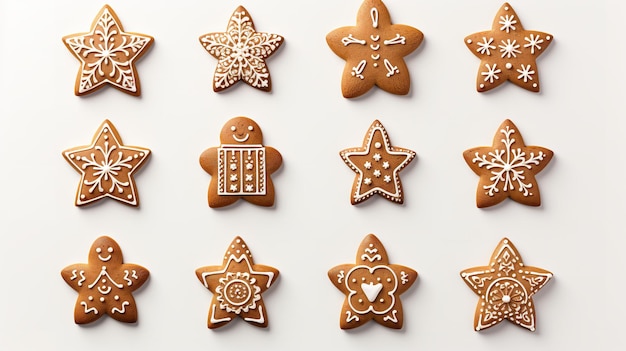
[383,59,399,77]
[233,133,250,143]
[383,309,398,323]
[81,141,132,194]
[481,63,501,84]
[351,60,367,80]
[111,301,130,314]
[345,265,398,315]
[341,34,366,46]
[243,305,265,324]
[524,34,544,54]
[80,301,98,315]
[499,14,517,33]
[123,270,137,286]
[87,266,124,289]
[400,271,409,284]
[371,35,379,41]
[361,252,382,262]
[383,34,406,45]
[476,37,495,56]
[361,282,383,302]
[217,146,266,196]
[499,39,521,58]
[370,7,379,28]
[516,64,535,82]
[370,43,380,51]
[337,270,345,283]
[346,310,360,322]
[210,303,232,324]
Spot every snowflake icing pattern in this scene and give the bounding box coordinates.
[79,141,133,194]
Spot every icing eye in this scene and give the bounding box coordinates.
[247,125,254,131]
[96,247,102,253]
[107,247,114,253]
[230,126,236,131]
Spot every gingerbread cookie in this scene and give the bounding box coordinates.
[199,6,284,92]
[326,0,423,98]
[328,234,417,329]
[199,117,282,208]
[464,3,553,92]
[62,120,151,207]
[63,5,154,96]
[340,120,415,205]
[460,238,552,332]
[196,236,279,328]
[463,119,553,208]
[61,236,149,324]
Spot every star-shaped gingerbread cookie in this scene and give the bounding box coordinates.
[196,236,279,329]
[327,0,423,98]
[199,6,284,92]
[329,234,417,329]
[63,120,151,207]
[460,238,552,332]
[61,236,149,324]
[199,117,282,208]
[464,3,553,92]
[63,5,154,96]
[463,119,553,208]
[340,120,415,205]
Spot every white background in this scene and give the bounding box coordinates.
[0,0,619,350]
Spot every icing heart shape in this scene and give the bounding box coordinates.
[361,282,383,302]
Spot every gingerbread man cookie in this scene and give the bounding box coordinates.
[196,236,279,328]
[328,234,417,329]
[63,5,154,96]
[61,236,149,324]
[63,120,151,207]
[340,120,415,205]
[199,117,282,208]
[326,0,423,98]
[464,3,553,92]
[460,238,552,332]
[463,119,553,208]
[199,6,284,92]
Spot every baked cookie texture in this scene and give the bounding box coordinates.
[63,5,153,96]
[199,6,284,92]
[328,234,417,329]
[340,120,415,205]
[463,119,553,208]
[62,120,151,207]
[199,117,282,208]
[61,236,149,324]
[460,238,552,332]
[327,0,423,98]
[195,236,279,329]
[464,2,553,92]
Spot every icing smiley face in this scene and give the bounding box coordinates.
[221,117,263,145]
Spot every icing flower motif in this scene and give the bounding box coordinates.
[464,3,553,92]
[328,234,417,329]
[196,236,279,328]
[460,238,552,332]
[199,6,284,92]
[62,5,153,96]
[326,0,423,98]
[62,120,151,207]
[463,119,553,208]
[61,236,149,324]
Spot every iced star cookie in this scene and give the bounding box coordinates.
[199,117,282,208]
[61,236,149,324]
[62,120,151,207]
[464,3,553,92]
[340,120,415,205]
[326,0,423,98]
[196,236,279,328]
[463,119,553,208]
[199,6,284,92]
[63,5,154,96]
[328,234,417,329]
[460,238,552,331]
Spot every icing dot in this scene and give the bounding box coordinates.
[230,126,236,131]
[362,277,366,281]
[100,297,105,302]
[107,247,113,253]
[504,6,509,10]
[466,39,472,44]
[80,195,86,199]
[104,135,108,140]
[231,245,235,248]
[236,239,241,243]
[374,142,382,149]
[248,125,254,131]
[69,154,74,159]
[533,83,538,88]
[134,154,138,159]
[114,295,120,300]
[505,63,512,69]
[127,195,132,200]
[387,278,392,282]
[502,295,511,303]
[88,296,93,301]
[373,63,378,67]
[103,128,108,133]
[96,248,102,253]
[379,299,384,303]
[377,277,381,282]
[352,279,357,283]
[139,153,144,157]
[101,279,106,284]
[479,84,485,89]
[358,299,363,303]
[546,36,551,41]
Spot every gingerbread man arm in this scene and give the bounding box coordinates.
[61,264,90,292]
[264,146,282,174]
[199,147,219,175]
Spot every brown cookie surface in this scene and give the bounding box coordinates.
[328,234,417,329]
[340,120,415,205]
[460,238,552,332]
[61,236,149,324]
[62,120,151,207]
[463,119,552,208]
[199,117,282,208]
[63,5,153,96]
[195,236,279,329]
[327,0,423,98]
[199,6,284,92]
[464,3,553,92]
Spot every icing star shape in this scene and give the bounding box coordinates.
[340,120,415,205]
[328,234,417,329]
[460,238,552,332]
[61,236,149,324]
[326,0,423,98]
[196,236,279,329]
[199,6,284,92]
[63,120,151,207]
[63,5,154,96]
[463,119,553,208]
[464,3,553,92]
